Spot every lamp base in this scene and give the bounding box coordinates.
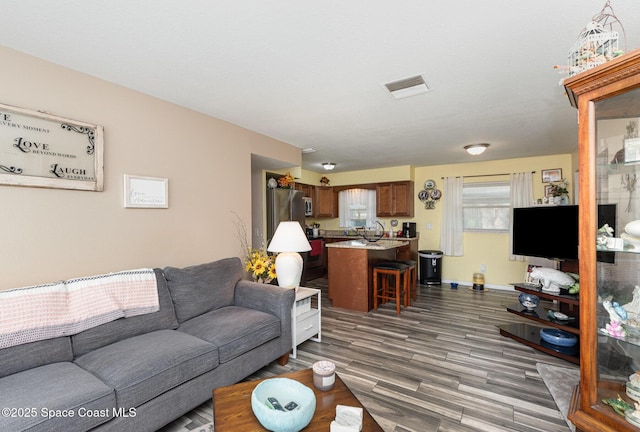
[275,252,303,289]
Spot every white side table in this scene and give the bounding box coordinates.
[291,286,321,358]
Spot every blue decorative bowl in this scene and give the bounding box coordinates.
[251,378,316,432]
[518,293,540,311]
[539,328,578,347]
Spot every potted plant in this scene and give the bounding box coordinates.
[549,179,570,204]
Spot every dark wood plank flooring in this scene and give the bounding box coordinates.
[159,279,576,432]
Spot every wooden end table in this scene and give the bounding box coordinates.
[213,368,383,431]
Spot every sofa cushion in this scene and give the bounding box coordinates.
[71,268,179,357]
[0,336,73,379]
[164,258,243,323]
[178,306,280,363]
[74,329,218,409]
[0,362,116,432]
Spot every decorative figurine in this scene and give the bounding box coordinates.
[529,267,575,293]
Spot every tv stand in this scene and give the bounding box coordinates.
[498,283,580,364]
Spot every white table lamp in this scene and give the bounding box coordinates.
[267,221,311,289]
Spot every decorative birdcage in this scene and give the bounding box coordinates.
[563,1,626,78]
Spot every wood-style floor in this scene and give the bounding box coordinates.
[159,279,576,432]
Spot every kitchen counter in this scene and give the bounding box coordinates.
[321,233,419,241]
[327,239,409,312]
[325,239,408,250]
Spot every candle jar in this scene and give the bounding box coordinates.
[312,360,335,391]
[473,272,485,290]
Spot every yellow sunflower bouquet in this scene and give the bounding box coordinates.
[233,212,277,284]
[244,247,277,284]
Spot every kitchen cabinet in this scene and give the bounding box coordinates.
[564,49,640,432]
[376,181,414,217]
[314,186,336,218]
[395,238,418,262]
[294,182,313,198]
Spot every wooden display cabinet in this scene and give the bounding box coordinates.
[565,49,640,432]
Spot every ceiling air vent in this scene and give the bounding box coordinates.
[384,75,430,99]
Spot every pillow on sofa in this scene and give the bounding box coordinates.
[164,257,243,323]
[71,268,179,357]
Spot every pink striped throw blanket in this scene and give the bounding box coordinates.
[0,268,159,349]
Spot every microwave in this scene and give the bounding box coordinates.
[302,197,313,216]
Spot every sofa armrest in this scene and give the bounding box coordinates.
[234,280,295,321]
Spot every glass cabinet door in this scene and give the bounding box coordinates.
[594,86,640,427]
[592,84,640,412]
[566,49,640,432]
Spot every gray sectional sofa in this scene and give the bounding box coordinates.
[0,257,295,432]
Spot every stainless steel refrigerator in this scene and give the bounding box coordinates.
[266,188,305,244]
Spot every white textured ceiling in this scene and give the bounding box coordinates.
[1,1,639,173]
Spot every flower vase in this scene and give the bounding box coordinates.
[559,195,569,205]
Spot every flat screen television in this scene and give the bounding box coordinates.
[512,205,579,261]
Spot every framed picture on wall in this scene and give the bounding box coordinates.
[541,168,562,183]
[123,174,169,208]
[544,185,554,197]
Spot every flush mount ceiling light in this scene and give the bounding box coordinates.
[384,75,431,99]
[322,162,336,171]
[464,143,490,155]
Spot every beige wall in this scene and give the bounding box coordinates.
[0,46,300,290]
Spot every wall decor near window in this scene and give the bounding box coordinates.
[0,103,104,191]
[418,179,442,209]
[541,168,562,183]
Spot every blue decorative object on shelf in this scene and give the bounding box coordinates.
[251,377,316,432]
[518,293,540,311]
[539,328,578,347]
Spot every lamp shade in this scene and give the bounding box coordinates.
[267,222,311,289]
[267,222,311,253]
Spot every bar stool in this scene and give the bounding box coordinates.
[393,260,417,302]
[373,262,410,314]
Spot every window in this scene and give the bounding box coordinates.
[462,182,510,232]
[338,189,376,228]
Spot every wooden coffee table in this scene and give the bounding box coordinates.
[213,368,383,431]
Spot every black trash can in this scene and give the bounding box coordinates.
[419,250,443,285]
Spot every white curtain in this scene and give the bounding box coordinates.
[509,172,534,261]
[440,176,464,256]
[338,189,376,228]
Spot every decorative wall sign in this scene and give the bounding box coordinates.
[0,103,104,191]
[123,175,168,208]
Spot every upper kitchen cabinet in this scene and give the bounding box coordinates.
[294,182,313,198]
[314,186,337,218]
[564,49,640,432]
[376,181,414,217]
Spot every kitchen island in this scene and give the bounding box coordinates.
[326,239,409,312]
